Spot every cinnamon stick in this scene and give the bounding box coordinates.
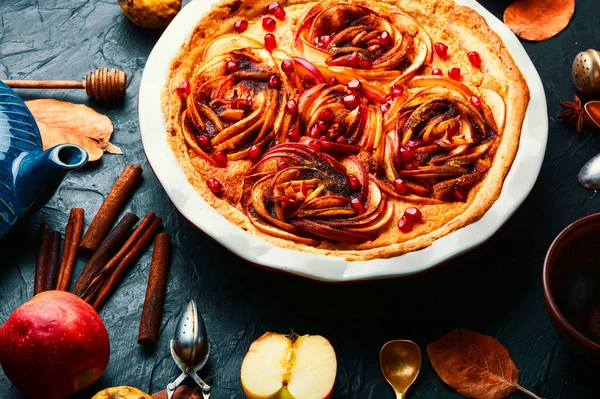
[91,216,162,310]
[79,164,143,253]
[80,212,157,303]
[72,212,139,297]
[56,208,84,291]
[34,223,50,295]
[138,233,171,347]
[44,231,61,291]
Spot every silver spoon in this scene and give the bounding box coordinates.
[167,300,211,399]
[578,153,600,190]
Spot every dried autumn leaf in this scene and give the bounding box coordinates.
[427,329,542,399]
[504,0,575,41]
[152,386,202,399]
[25,99,122,162]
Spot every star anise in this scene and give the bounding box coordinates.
[558,94,587,133]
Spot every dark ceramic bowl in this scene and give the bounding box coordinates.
[544,213,600,363]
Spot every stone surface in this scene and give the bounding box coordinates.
[1,0,599,398]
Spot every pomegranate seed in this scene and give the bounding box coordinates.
[351,198,365,213]
[400,147,415,162]
[267,2,280,13]
[347,52,359,68]
[404,207,422,222]
[470,95,482,110]
[274,5,286,19]
[320,108,334,121]
[214,151,227,167]
[320,35,333,47]
[391,85,404,98]
[448,67,461,81]
[302,75,316,89]
[319,135,329,141]
[385,94,394,103]
[197,134,211,149]
[398,215,412,232]
[434,42,448,57]
[405,140,423,148]
[453,187,466,201]
[309,140,322,150]
[404,163,416,170]
[206,178,222,195]
[309,125,321,138]
[317,120,329,132]
[277,161,288,170]
[380,103,391,113]
[358,58,373,69]
[225,60,238,74]
[343,94,361,109]
[347,174,361,190]
[328,76,339,86]
[336,135,347,143]
[248,145,262,161]
[394,178,407,195]
[264,34,277,52]
[379,31,391,46]
[287,127,300,141]
[234,20,249,33]
[176,80,190,95]
[262,17,276,32]
[286,99,297,113]
[268,75,281,89]
[348,79,362,91]
[468,51,481,68]
[281,59,295,74]
[432,68,443,76]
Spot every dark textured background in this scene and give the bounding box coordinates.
[1,0,599,398]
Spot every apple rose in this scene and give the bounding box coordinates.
[294,0,431,82]
[294,81,386,155]
[244,143,393,245]
[378,76,501,202]
[181,48,296,163]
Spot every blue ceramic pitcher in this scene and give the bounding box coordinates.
[0,81,88,238]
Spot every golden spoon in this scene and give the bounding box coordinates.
[380,340,421,399]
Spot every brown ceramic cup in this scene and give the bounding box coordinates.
[543,213,600,364]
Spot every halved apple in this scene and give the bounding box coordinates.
[241,332,337,399]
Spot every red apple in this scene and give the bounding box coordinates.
[0,291,110,399]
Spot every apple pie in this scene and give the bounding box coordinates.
[162,0,529,261]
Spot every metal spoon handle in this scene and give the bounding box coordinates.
[166,372,187,399]
[396,393,404,399]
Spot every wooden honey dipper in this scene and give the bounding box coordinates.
[2,68,127,101]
